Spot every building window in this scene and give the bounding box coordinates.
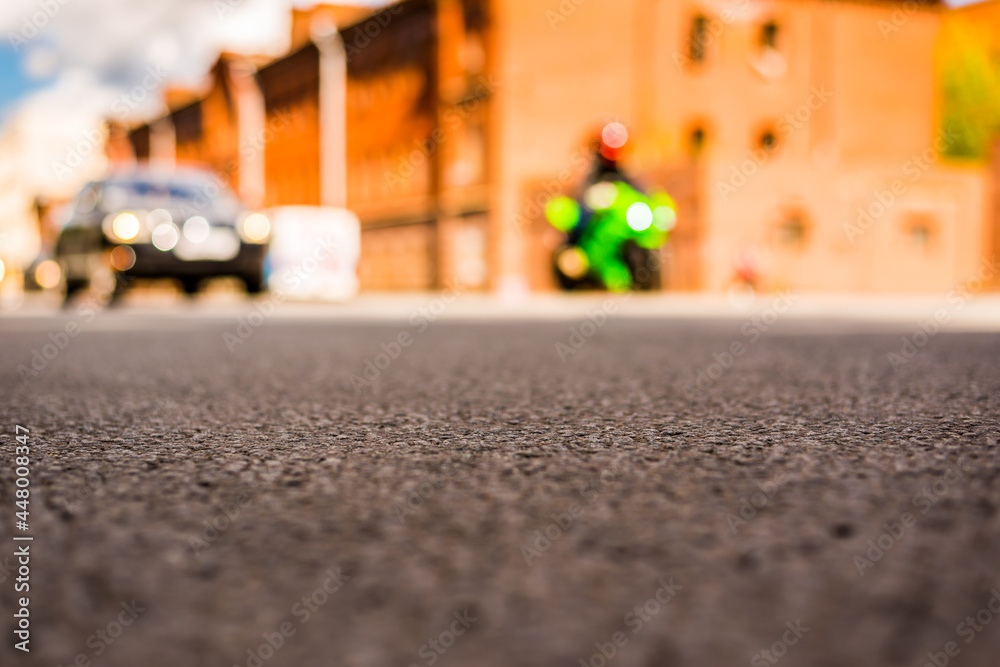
[905,214,935,248]
[758,127,778,152]
[171,103,203,146]
[910,225,930,247]
[688,15,710,64]
[777,213,808,248]
[753,19,787,79]
[687,125,707,157]
[760,21,780,50]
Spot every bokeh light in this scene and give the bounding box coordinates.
[242,213,271,242]
[183,216,211,243]
[626,202,653,232]
[653,206,677,232]
[109,245,137,271]
[152,223,179,251]
[584,182,618,211]
[601,122,628,149]
[545,197,580,233]
[112,212,140,241]
[35,260,62,289]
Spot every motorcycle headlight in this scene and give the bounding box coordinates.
[240,213,270,243]
[626,202,653,232]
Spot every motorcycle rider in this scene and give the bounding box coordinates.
[569,122,643,245]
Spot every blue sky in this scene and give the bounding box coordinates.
[0,47,48,121]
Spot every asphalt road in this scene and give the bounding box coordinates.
[1,301,999,667]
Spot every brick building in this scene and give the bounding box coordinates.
[255,1,492,290]
[109,0,998,295]
[494,0,990,294]
[123,53,269,206]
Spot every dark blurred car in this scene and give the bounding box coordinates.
[55,165,270,301]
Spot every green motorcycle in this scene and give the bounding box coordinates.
[545,181,676,292]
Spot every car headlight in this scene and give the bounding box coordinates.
[111,212,140,241]
[183,216,210,243]
[240,213,270,243]
[151,223,180,251]
[103,211,144,243]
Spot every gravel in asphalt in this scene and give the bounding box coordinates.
[1,309,999,667]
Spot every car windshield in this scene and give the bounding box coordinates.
[100,175,240,216]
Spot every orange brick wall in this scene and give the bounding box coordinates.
[490,0,991,293]
[258,45,323,207]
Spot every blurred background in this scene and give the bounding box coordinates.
[0,0,999,307]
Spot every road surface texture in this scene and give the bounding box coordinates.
[1,301,999,667]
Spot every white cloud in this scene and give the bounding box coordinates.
[2,0,388,120]
[0,0,387,198]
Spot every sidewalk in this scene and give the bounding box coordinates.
[6,288,1000,330]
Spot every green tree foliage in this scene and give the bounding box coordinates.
[938,20,1000,160]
